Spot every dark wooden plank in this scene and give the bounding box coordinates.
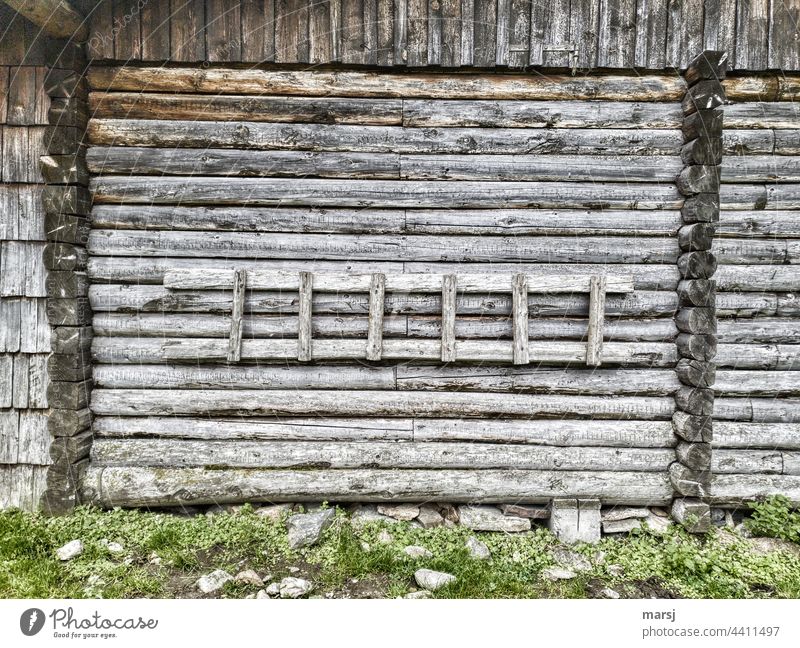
[341,0,365,63]
[276,0,310,62]
[736,0,770,71]
[407,0,428,65]
[495,0,510,65]
[0,5,25,65]
[460,0,474,65]
[309,0,333,63]
[0,68,8,124]
[113,0,142,61]
[6,67,37,126]
[634,0,667,69]
[665,0,703,69]
[206,0,242,62]
[428,0,444,65]
[393,0,407,64]
[597,0,636,68]
[569,0,600,69]
[530,0,570,67]
[170,0,207,62]
[702,0,736,57]
[21,11,48,65]
[507,0,530,67]
[376,0,394,64]
[141,0,171,60]
[769,0,800,70]
[363,0,378,64]
[242,0,276,62]
[473,0,497,67]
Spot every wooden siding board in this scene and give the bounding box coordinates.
[473,0,497,67]
[530,0,570,67]
[6,67,37,126]
[407,0,427,66]
[665,0,703,69]
[309,0,333,63]
[376,0,394,64]
[170,0,207,61]
[428,0,444,66]
[460,0,474,65]
[736,0,770,70]
[275,0,310,62]
[570,0,600,69]
[703,0,736,55]
[141,0,171,60]
[597,0,637,69]
[206,0,242,62]
[112,0,142,61]
[769,0,800,70]
[242,0,277,62]
[506,0,530,68]
[634,0,667,69]
[363,0,379,64]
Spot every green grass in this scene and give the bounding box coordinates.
[1,502,799,599]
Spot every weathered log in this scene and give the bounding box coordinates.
[775,130,800,155]
[89,177,685,209]
[42,186,90,216]
[88,92,404,124]
[712,450,783,475]
[682,109,723,142]
[3,0,88,40]
[713,238,791,264]
[43,126,83,155]
[715,266,800,292]
[715,397,800,423]
[716,292,777,318]
[44,243,88,272]
[88,230,678,263]
[676,359,716,388]
[675,386,715,416]
[48,97,89,129]
[43,69,86,98]
[677,279,715,307]
[678,223,716,252]
[40,154,89,185]
[48,352,91,382]
[715,371,800,397]
[681,193,719,223]
[46,298,91,327]
[723,102,800,129]
[677,166,721,195]
[682,80,726,116]
[684,51,728,86]
[681,138,722,166]
[669,462,711,497]
[676,441,712,471]
[46,272,88,299]
[93,416,676,448]
[90,439,675,471]
[81,467,674,507]
[47,408,92,437]
[718,319,800,344]
[678,251,717,279]
[90,204,683,236]
[710,474,800,507]
[50,326,92,355]
[91,337,678,368]
[716,344,800,370]
[90,389,676,419]
[673,411,712,443]
[87,120,682,155]
[676,308,717,335]
[49,430,92,464]
[671,498,711,532]
[87,67,686,101]
[713,423,800,450]
[45,213,90,245]
[722,129,775,155]
[47,379,92,410]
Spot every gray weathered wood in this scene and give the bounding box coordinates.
[297,271,313,362]
[3,0,88,40]
[676,359,715,388]
[227,269,246,363]
[676,441,712,471]
[710,474,800,507]
[586,275,606,367]
[673,410,712,443]
[511,273,529,365]
[714,423,800,450]
[440,274,457,363]
[366,273,385,361]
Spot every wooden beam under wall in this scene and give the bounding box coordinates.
[2,0,89,41]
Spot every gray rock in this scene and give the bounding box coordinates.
[465,536,491,560]
[458,505,531,532]
[279,577,314,599]
[255,504,293,521]
[642,513,672,535]
[600,587,620,599]
[414,569,456,591]
[56,540,83,561]
[377,504,420,521]
[377,530,394,545]
[403,545,433,559]
[106,542,124,554]
[548,499,601,545]
[601,507,650,522]
[607,564,624,577]
[206,504,243,516]
[438,504,459,524]
[541,567,577,581]
[235,569,264,586]
[711,508,727,527]
[404,590,433,599]
[244,593,256,599]
[552,546,591,572]
[499,504,549,519]
[602,518,642,534]
[265,582,281,596]
[196,569,234,594]
[734,522,753,538]
[650,507,669,517]
[287,509,335,548]
[416,504,444,528]
[350,505,399,528]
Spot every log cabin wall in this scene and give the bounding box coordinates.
[80,66,688,507]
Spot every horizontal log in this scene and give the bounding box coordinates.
[676,441,712,471]
[86,257,680,290]
[163,269,635,294]
[87,285,679,317]
[91,204,683,236]
[42,186,90,216]
[718,211,800,238]
[44,243,87,271]
[93,416,676,447]
[92,313,677,342]
[672,411,712,443]
[88,67,686,101]
[684,51,728,86]
[682,80,726,115]
[4,0,88,40]
[81,467,674,507]
[48,97,89,129]
[46,298,91,326]
[776,131,800,155]
[45,213,90,245]
[91,338,678,367]
[88,230,678,263]
[721,157,800,183]
[714,422,800,449]
[678,251,717,279]
[723,102,800,129]
[681,138,722,166]
[682,109,723,141]
[716,292,777,318]
[90,389,676,419]
[715,398,800,422]
[721,130,774,154]
[678,224,716,252]
[90,439,675,471]
[47,408,92,437]
[675,386,715,416]
[717,319,800,344]
[677,279,715,307]
[676,359,715,387]
[87,120,683,155]
[669,462,710,497]
[676,308,717,334]
[716,344,800,370]
[681,193,719,223]
[677,166,720,195]
[47,379,92,410]
[710,474,800,507]
[715,266,800,292]
[88,93,404,124]
[46,271,88,299]
[50,326,92,355]
[712,450,783,474]
[40,154,89,185]
[714,238,795,264]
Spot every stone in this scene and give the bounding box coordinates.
[235,570,264,586]
[106,542,124,554]
[607,564,624,577]
[377,530,394,545]
[671,498,711,533]
[255,504,293,521]
[244,594,256,599]
[206,504,243,516]
[255,590,269,599]
[403,545,433,559]
[196,569,234,594]
[710,508,727,527]
[287,509,335,548]
[279,577,314,599]
[748,537,800,557]
[377,504,420,521]
[602,518,642,534]
[600,587,620,599]
[458,505,531,532]
[56,540,83,561]
[438,504,459,523]
[404,590,432,599]
[414,569,456,591]
[601,507,649,522]
[148,552,161,565]
[643,512,672,535]
[725,511,735,528]
[465,536,491,560]
[265,582,281,596]
[548,499,601,544]
[350,505,399,528]
[416,504,444,528]
[650,507,669,517]
[552,547,591,572]
[541,567,576,581]
[499,504,549,519]
[734,523,752,538]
